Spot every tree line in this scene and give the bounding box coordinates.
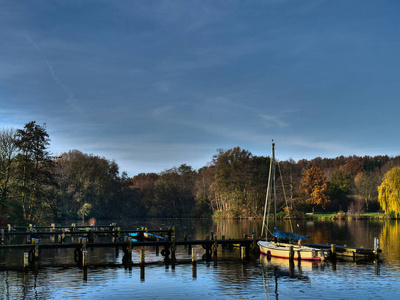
[1,121,400,224]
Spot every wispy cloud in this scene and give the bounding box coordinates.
[26,36,84,115]
[259,114,289,128]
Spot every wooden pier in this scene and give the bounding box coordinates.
[0,223,260,274]
[0,223,381,276]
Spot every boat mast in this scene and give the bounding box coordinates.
[272,142,277,227]
[261,140,275,238]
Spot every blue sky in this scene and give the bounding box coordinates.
[1,0,399,175]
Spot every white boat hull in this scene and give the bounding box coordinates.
[258,241,325,261]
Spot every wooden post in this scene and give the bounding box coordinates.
[296,250,301,261]
[241,246,246,262]
[171,236,176,263]
[140,265,145,281]
[82,238,87,252]
[374,237,380,254]
[192,248,197,278]
[331,244,336,260]
[82,250,88,268]
[289,245,294,261]
[116,227,121,240]
[192,248,197,263]
[23,252,29,269]
[140,247,145,266]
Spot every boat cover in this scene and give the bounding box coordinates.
[273,228,309,240]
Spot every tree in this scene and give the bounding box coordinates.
[55,150,120,219]
[14,121,56,222]
[213,147,254,218]
[328,170,351,211]
[378,166,400,217]
[300,166,329,213]
[354,171,379,211]
[0,128,18,214]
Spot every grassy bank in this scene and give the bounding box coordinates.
[311,212,389,220]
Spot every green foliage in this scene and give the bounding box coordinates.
[328,170,351,211]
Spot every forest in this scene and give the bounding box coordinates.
[1,121,400,225]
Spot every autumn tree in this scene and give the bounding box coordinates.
[300,166,329,213]
[378,166,400,217]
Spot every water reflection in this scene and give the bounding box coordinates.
[1,218,400,299]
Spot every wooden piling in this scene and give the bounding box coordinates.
[241,246,246,262]
[140,247,145,266]
[140,265,145,281]
[331,244,336,260]
[23,252,29,269]
[192,248,197,278]
[296,249,301,261]
[289,245,294,261]
[171,236,176,263]
[82,250,88,267]
[374,237,380,255]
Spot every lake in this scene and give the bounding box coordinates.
[1,218,399,299]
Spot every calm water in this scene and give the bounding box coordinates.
[1,218,400,299]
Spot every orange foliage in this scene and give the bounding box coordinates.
[300,166,329,212]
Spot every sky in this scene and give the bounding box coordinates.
[1,0,400,176]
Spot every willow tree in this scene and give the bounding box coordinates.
[378,166,400,217]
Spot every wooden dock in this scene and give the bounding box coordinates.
[0,223,381,274]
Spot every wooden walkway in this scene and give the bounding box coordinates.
[0,224,381,273]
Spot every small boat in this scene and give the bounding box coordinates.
[258,240,325,261]
[258,141,326,261]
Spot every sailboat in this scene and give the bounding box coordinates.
[258,142,326,261]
